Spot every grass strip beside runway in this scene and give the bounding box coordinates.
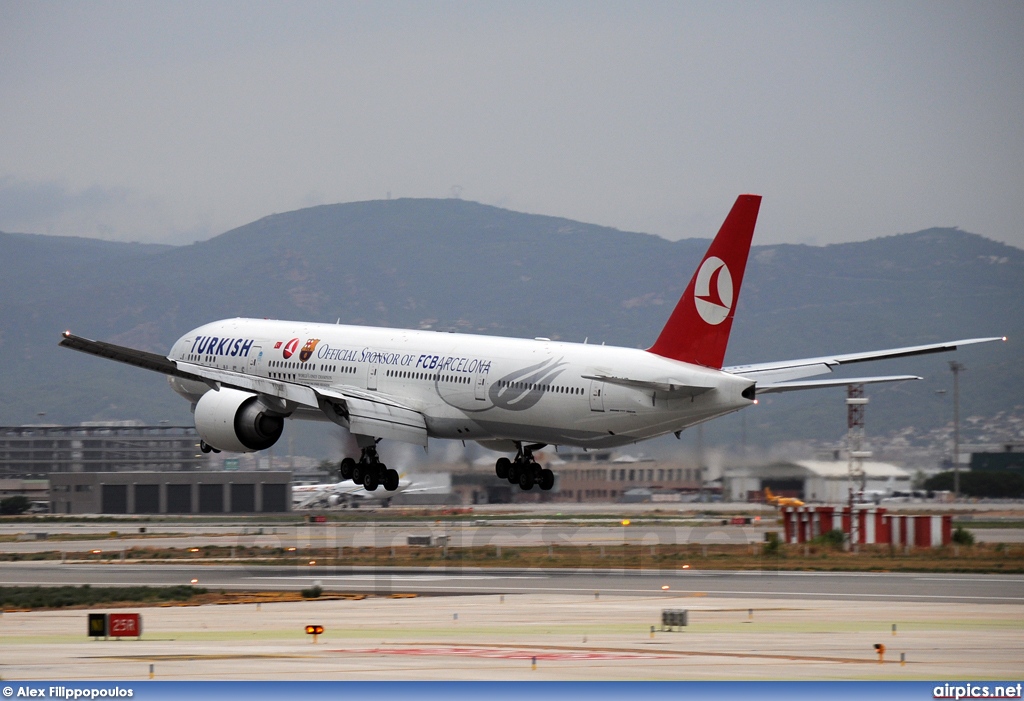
[3,541,1022,573]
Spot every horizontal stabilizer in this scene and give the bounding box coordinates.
[756,375,922,394]
[729,336,1005,384]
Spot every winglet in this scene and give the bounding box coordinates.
[647,194,762,368]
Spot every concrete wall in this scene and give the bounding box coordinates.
[49,472,292,514]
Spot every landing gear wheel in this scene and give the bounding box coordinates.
[200,441,213,454]
[495,457,511,480]
[518,469,535,490]
[351,463,365,485]
[383,468,400,492]
[340,457,356,480]
[363,469,380,491]
[507,462,521,484]
[538,468,554,491]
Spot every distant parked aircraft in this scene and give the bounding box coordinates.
[292,473,435,509]
[764,487,805,508]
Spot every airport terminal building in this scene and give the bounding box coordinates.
[550,451,704,503]
[0,422,205,479]
[448,451,705,504]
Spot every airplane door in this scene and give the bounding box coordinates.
[247,347,263,375]
[367,365,378,391]
[474,374,487,401]
[589,380,605,412]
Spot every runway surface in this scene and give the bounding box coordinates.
[5,508,1022,681]
[3,592,1022,680]
[0,523,769,553]
[4,562,1022,604]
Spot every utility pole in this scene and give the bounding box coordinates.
[845,384,870,546]
[846,384,871,493]
[949,361,965,499]
[696,424,704,502]
[741,411,747,463]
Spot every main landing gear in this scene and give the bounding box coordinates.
[339,444,400,492]
[495,443,555,491]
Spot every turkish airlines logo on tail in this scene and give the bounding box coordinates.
[693,256,733,325]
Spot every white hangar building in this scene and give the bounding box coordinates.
[725,460,912,504]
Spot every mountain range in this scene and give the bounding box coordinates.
[1,198,1020,459]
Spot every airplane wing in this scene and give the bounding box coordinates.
[59,332,427,445]
[316,386,428,445]
[726,337,1005,385]
[60,331,204,382]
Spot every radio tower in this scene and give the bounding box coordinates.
[949,361,965,499]
[846,384,872,498]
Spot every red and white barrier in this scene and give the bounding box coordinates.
[782,506,951,547]
[886,513,951,548]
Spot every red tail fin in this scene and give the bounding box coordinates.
[647,194,762,368]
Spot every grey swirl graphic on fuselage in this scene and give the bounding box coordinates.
[488,357,568,411]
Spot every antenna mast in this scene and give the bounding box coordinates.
[846,383,871,495]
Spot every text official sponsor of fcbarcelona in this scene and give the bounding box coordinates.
[316,343,492,373]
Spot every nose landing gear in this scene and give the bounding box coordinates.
[199,440,221,454]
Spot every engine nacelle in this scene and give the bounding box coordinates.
[194,387,285,453]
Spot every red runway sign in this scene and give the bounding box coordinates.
[108,613,142,637]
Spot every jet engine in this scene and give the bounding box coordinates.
[193,387,286,453]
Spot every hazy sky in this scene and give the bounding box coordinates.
[2,1,1022,248]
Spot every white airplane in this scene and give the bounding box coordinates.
[291,472,433,508]
[291,480,384,508]
[59,195,1004,493]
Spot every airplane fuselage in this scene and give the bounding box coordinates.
[167,318,754,450]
